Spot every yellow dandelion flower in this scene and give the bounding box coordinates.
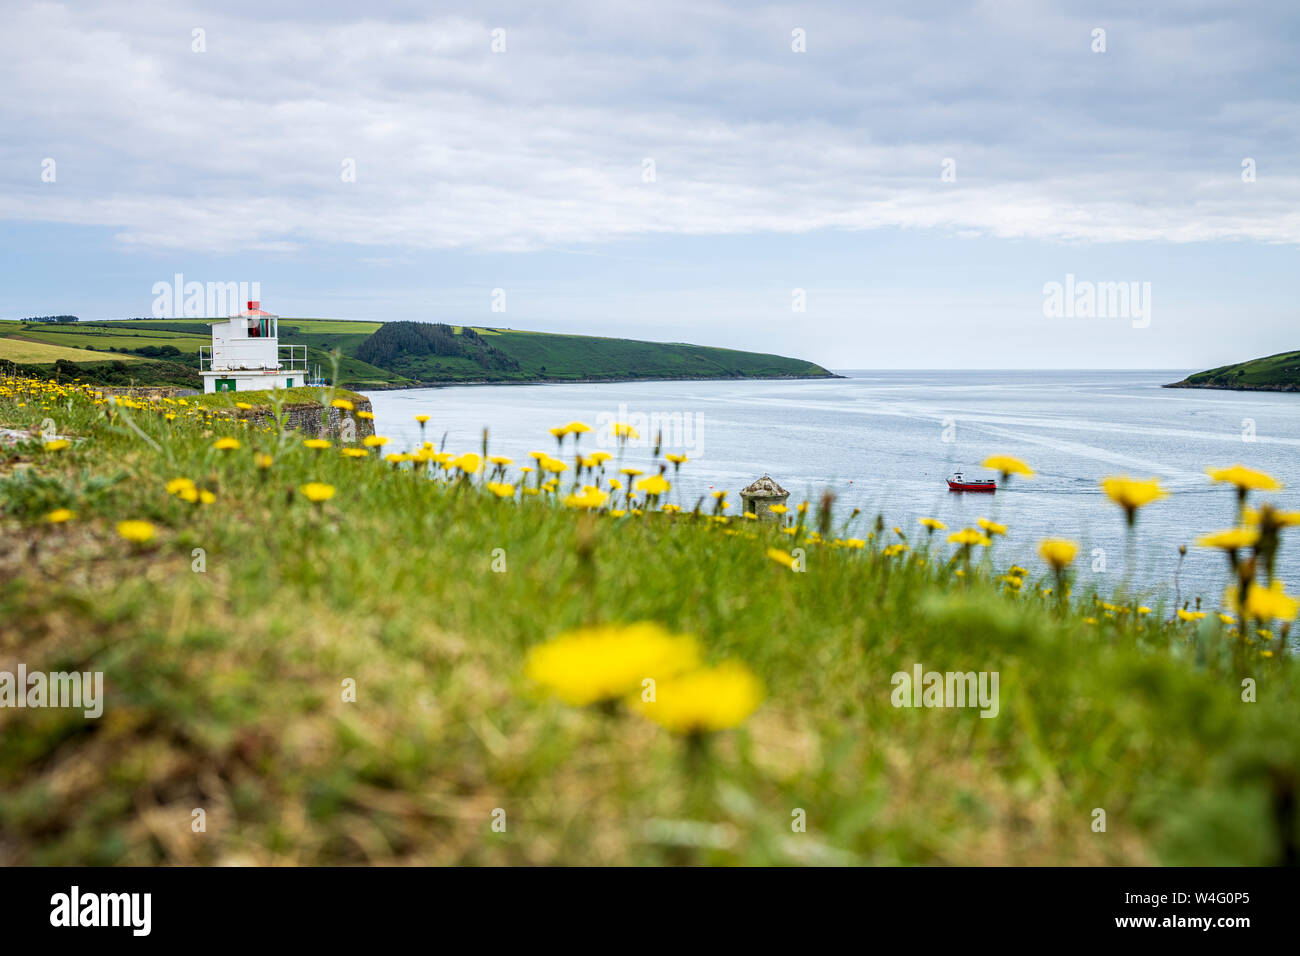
[43,439,71,451]
[563,485,610,509]
[362,435,389,448]
[44,508,76,523]
[633,661,763,735]
[300,482,336,503]
[116,520,156,543]
[983,455,1034,478]
[665,453,688,465]
[1038,538,1079,570]
[331,399,354,411]
[768,504,789,515]
[977,517,1007,536]
[1101,476,1166,518]
[635,474,670,496]
[611,422,640,439]
[303,438,331,450]
[212,437,241,451]
[165,477,196,495]
[486,482,515,499]
[488,455,513,466]
[235,401,253,410]
[525,623,699,707]
[1196,528,1259,551]
[1177,608,1207,622]
[1243,581,1299,621]
[340,448,368,458]
[948,528,992,547]
[254,453,273,469]
[1206,464,1281,492]
[918,517,946,531]
[766,547,797,569]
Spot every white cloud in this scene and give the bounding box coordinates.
[1,0,1297,254]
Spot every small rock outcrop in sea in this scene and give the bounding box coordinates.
[740,475,790,521]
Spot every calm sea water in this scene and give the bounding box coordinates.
[369,370,1300,605]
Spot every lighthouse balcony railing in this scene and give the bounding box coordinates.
[199,345,308,372]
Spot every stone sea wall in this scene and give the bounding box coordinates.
[272,400,376,440]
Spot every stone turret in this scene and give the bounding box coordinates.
[740,475,790,521]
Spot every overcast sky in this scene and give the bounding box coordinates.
[1,0,1296,368]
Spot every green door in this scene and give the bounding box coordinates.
[216,379,236,392]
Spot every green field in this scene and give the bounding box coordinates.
[1169,350,1300,391]
[0,317,832,389]
[0,336,145,364]
[0,375,1297,865]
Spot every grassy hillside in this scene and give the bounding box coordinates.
[1168,350,1300,391]
[0,375,1297,865]
[0,318,832,389]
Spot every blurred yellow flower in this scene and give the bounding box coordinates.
[525,623,699,707]
[212,437,241,451]
[977,517,1007,536]
[562,421,592,435]
[983,455,1034,477]
[1206,464,1281,492]
[300,482,336,503]
[362,435,389,448]
[1038,538,1079,570]
[633,661,763,735]
[44,508,75,523]
[948,528,992,547]
[1177,608,1207,622]
[665,453,688,465]
[563,486,610,509]
[1101,476,1166,517]
[1196,528,1259,551]
[488,455,513,466]
[254,453,273,469]
[116,520,155,543]
[303,439,331,450]
[1243,582,1299,621]
[340,448,368,458]
[635,474,670,496]
[588,451,613,465]
[414,413,430,423]
[166,477,196,495]
[486,482,515,499]
[766,547,797,569]
[918,517,946,531]
[43,439,71,451]
[768,504,788,515]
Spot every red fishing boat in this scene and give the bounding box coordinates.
[947,472,997,492]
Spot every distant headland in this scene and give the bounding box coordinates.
[0,316,837,390]
[1165,350,1300,392]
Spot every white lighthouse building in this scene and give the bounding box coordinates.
[199,302,308,393]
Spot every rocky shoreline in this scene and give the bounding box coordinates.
[1163,380,1300,393]
[346,372,844,391]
